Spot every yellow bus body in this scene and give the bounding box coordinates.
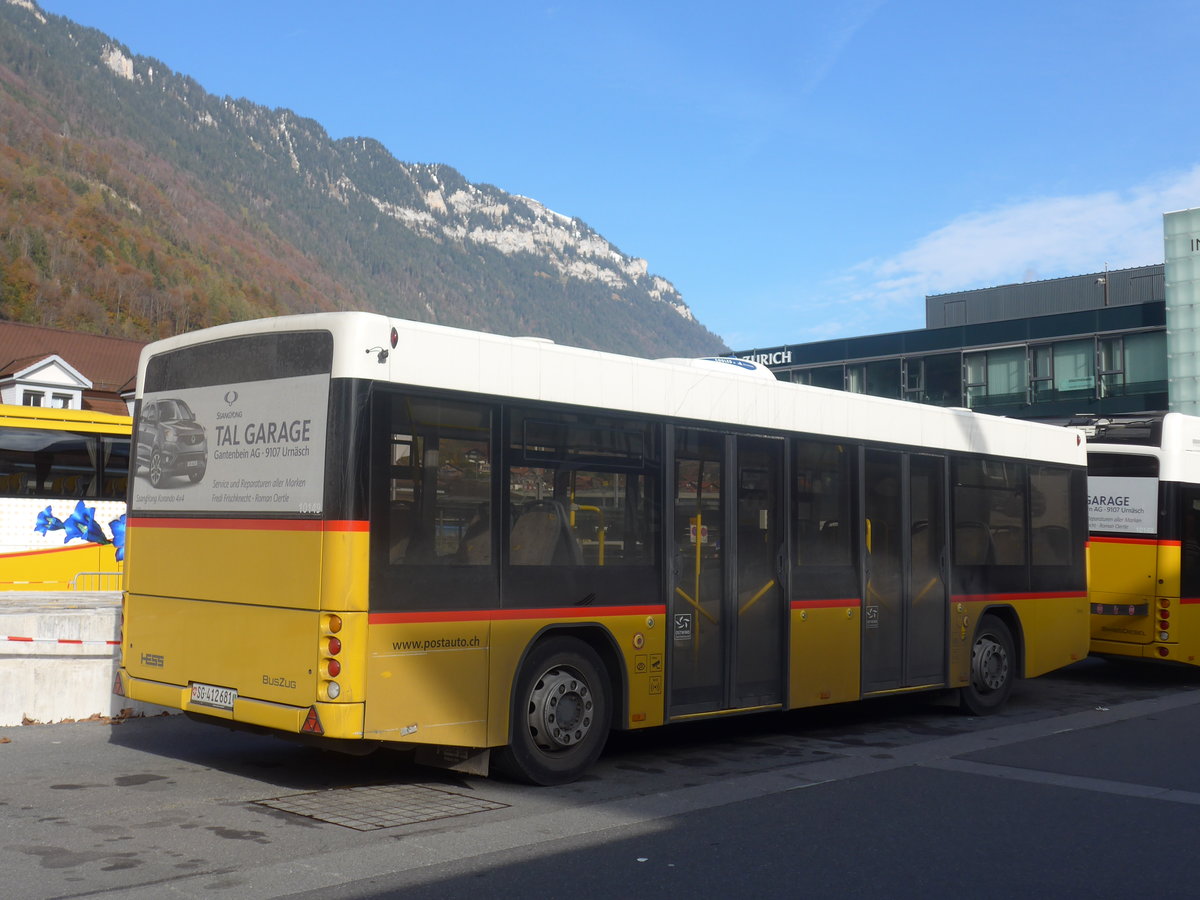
[788,600,861,705]
[122,518,669,747]
[1089,537,1198,662]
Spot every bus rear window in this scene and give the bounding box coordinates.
[145,332,333,391]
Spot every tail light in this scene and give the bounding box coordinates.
[320,614,343,701]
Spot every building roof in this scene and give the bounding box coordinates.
[0,322,145,415]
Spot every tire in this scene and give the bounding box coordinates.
[148,449,165,489]
[959,614,1016,715]
[493,636,612,785]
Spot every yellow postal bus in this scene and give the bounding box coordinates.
[1084,413,1200,664]
[0,405,129,590]
[117,313,1089,783]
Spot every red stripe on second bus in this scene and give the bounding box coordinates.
[126,517,368,532]
[954,591,1087,603]
[1089,536,1178,547]
[369,605,666,625]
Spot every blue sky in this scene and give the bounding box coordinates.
[32,0,1200,351]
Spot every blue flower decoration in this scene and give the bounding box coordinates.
[62,500,110,545]
[109,514,127,562]
[35,506,64,536]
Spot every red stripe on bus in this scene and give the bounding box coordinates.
[953,591,1087,603]
[1180,597,1200,605]
[1089,536,1178,547]
[369,605,666,625]
[0,543,107,557]
[127,517,368,532]
[790,598,860,609]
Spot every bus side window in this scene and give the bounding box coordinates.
[953,459,1026,567]
[793,439,852,568]
[507,411,658,569]
[1031,466,1074,566]
[380,395,493,568]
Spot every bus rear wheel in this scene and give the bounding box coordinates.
[494,636,611,785]
[959,614,1015,715]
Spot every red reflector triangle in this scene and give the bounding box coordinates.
[300,706,323,735]
[112,670,125,697]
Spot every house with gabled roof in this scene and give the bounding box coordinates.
[0,322,145,416]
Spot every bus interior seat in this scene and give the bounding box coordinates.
[457,503,491,564]
[511,500,582,565]
[1033,524,1070,565]
[53,475,83,496]
[954,521,993,565]
[990,525,1024,565]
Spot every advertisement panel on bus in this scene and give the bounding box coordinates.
[132,374,329,516]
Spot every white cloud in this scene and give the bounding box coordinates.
[799,164,1200,341]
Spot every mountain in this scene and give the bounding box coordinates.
[0,0,728,357]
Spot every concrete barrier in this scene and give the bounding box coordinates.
[0,591,168,727]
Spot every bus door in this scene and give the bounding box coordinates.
[669,429,786,716]
[861,450,947,693]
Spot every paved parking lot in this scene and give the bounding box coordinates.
[4,656,1200,898]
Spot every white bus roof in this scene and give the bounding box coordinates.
[1086,413,1200,483]
[137,312,1085,467]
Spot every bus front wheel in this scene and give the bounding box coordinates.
[494,636,612,785]
[960,614,1015,715]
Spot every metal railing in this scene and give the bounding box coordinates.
[69,571,123,591]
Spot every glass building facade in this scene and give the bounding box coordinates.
[736,265,1169,424]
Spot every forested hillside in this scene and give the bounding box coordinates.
[0,0,727,357]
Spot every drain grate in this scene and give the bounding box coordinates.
[256,783,509,831]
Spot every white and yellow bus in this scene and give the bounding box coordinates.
[0,404,129,590]
[1084,413,1200,664]
[117,313,1089,784]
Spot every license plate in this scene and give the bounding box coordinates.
[186,459,202,468]
[190,682,236,710]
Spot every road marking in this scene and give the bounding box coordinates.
[925,757,1200,805]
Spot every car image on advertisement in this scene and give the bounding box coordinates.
[136,397,208,488]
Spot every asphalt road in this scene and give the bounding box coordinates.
[4,656,1200,899]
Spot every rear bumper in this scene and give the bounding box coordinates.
[118,670,365,738]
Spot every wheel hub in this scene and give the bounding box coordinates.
[527,666,593,751]
[972,635,1008,692]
